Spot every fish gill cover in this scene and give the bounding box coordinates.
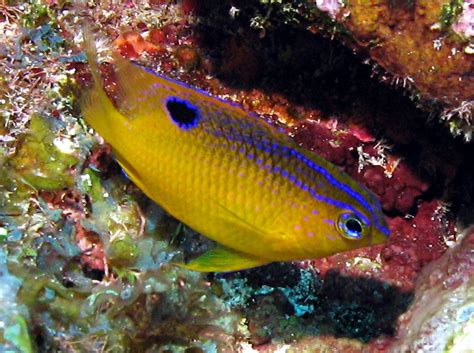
[0,1,473,352]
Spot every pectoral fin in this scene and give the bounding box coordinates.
[177,246,271,272]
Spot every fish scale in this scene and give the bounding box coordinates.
[81,37,389,271]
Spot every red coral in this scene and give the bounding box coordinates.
[360,163,429,214]
[148,28,166,46]
[348,124,377,143]
[41,189,89,221]
[293,119,431,214]
[385,200,451,265]
[304,200,452,292]
[175,45,200,70]
[114,31,164,59]
[87,143,115,176]
[69,62,93,89]
[293,120,359,166]
[75,223,106,272]
[160,23,180,46]
[99,62,121,106]
[181,0,200,15]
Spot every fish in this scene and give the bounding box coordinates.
[81,34,390,272]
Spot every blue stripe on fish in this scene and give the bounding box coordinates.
[208,127,389,236]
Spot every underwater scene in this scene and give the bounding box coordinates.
[0,1,473,352]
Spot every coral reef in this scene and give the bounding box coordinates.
[231,0,474,138]
[196,0,474,138]
[0,1,473,352]
[313,0,474,140]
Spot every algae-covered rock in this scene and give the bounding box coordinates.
[107,234,140,268]
[9,115,77,191]
[0,249,34,353]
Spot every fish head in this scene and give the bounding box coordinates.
[299,177,390,258]
[327,185,390,252]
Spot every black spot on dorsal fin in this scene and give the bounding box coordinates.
[165,96,201,129]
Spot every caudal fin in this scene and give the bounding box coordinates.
[80,27,127,140]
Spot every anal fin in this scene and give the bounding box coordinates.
[177,246,271,272]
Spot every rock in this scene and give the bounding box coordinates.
[389,227,474,352]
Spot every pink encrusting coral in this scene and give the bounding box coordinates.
[290,117,454,292]
[315,0,343,18]
[292,120,430,214]
[452,0,474,39]
[305,200,453,292]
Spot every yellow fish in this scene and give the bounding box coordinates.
[81,36,389,272]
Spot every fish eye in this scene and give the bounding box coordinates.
[337,213,367,240]
[165,96,201,129]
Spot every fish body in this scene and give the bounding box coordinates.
[82,43,389,272]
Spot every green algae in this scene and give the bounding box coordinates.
[0,249,34,353]
[4,316,34,353]
[21,0,56,29]
[9,114,77,191]
[78,168,106,203]
[107,234,140,268]
[0,168,27,218]
[440,0,465,29]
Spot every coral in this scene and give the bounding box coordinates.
[309,200,454,293]
[114,31,163,58]
[314,0,474,139]
[231,0,474,139]
[328,0,472,104]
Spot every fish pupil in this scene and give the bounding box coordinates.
[346,218,363,235]
[165,96,200,129]
[337,213,366,239]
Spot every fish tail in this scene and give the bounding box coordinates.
[82,26,101,89]
[80,27,151,193]
[80,26,127,140]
